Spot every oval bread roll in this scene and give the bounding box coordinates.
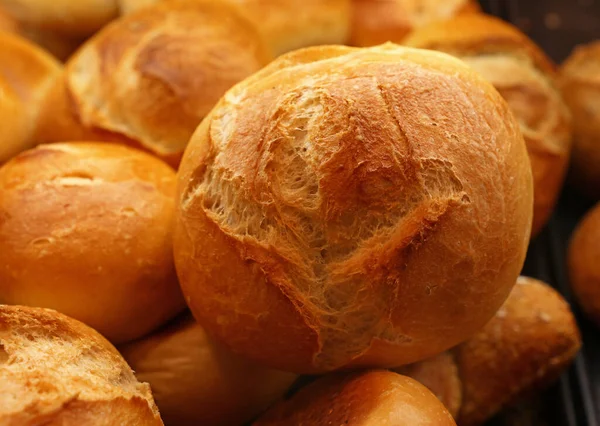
[254,370,456,426]
[0,304,163,425]
[35,1,271,166]
[175,44,533,374]
[0,142,185,344]
[120,315,298,426]
[405,14,572,236]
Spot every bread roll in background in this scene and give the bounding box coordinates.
[405,14,572,237]
[0,142,184,344]
[254,370,456,425]
[0,0,118,37]
[561,41,600,199]
[400,277,581,426]
[0,32,60,163]
[569,202,600,325]
[118,0,351,57]
[350,0,480,47]
[175,44,533,374]
[0,305,163,425]
[35,1,271,166]
[120,315,298,426]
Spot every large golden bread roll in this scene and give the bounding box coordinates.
[561,41,600,198]
[0,0,118,36]
[0,142,185,344]
[0,32,60,163]
[400,277,581,426]
[405,14,572,236]
[569,202,600,325]
[254,370,456,425]
[35,1,271,167]
[350,0,480,47]
[0,305,163,425]
[120,315,298,426]
[119,0,351,57]
[175,44,534,374]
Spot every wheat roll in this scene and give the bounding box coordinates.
[0,32,60,163]
[405,14,572,236]
[0,0,118,36]
[0,142,184,344]
[254,370,456,425]
[0,305,163,425]
[120,315,298,426]
[175,44,533,374]
[560,41,600,198]
[350,0,480,47]
[35,1,271,166]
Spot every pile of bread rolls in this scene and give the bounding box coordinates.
[0,1,593,425]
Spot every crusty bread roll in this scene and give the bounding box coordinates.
[569,202,600,325]
[254,370,456,425]
[0,32,60,163]
[118,0,351,57]
[0,304,163,425]
[35,1,271,167]
[399,276,581,426]
[0,142,185,344]
[0,0,118,36]
[405,14,572,236]
[350,0,480,47]
[120,315,298,426]
[175,44,533,374]
[560,41,600,198]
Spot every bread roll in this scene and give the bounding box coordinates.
[35,1,271,166]
[350,0,480,47]
[0,32,60,163]
[405,14,572,236]
[400,277,581,426]
[0,0,118,36]
[0,142,184,344]
[0,304,163,425]
[118,0,351,57]
[569,202,600,325]
[254,370,456,425]
[175,44,533,373]
[561,41,600,198]
[120,315,298,426]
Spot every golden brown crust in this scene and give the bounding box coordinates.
[0,0,118,36]
[350,0,480,47]
[0,142,185,344]
[36,1,271,165]
[120,315,298,426]
[560,41,600,198]
[0,304,163,425]
[569,202,600,324]
[0,32,61,163]
[405,14,573,236]
[254,370,456,425]
[175,44,533,373]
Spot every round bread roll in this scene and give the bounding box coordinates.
[561,41,600,198]
[0,304,163,425]
[0,0,118,36]
[120,315,298,426]
[0,142,184,344]
[119,0,351,57]
[405,14,572,236]
[350,0,480,47]
[569,202,600,325]
[175,44,534,374]
[0,32,60,163]
[254,370,456,425]
[35,1,271,167]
